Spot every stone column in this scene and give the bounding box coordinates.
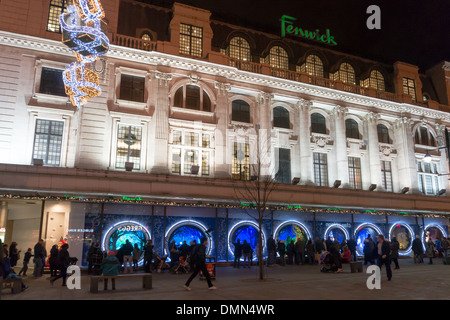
[214,81,231,178]
[365,112,382,190]
[298,99,314,185]
[257,92,273,177]
[333,105,349,187]
[393,117,418,193]
[150,72,172,174]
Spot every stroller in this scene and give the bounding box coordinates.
[171,255,190,274]
[319,251,340,273]
[153,252,170,273]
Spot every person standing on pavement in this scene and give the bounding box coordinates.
[242,240,252,268]
[347,237,357,262]
[425,238,436,264]
[295,237,306,265]
[33,239,45,278]
[184,237,216,291]
[390,237,400,269]
[233,239,242,268]
[376,234,392,281]
[267,235,277,266]
[18,248,33,277]
[412,235,424,264]
[50,243,71,286]
[143,240,154,273]
[277,240,286,266]
[121,240,134,273]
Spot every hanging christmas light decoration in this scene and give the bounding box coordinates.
[60,0,109,108]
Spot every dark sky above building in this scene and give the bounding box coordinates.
[138,0,450,71]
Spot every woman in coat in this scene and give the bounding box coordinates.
[390,237,400,269]
[49,245,59,277]
[50,243,71,286]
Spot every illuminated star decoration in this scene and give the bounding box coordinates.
[60,0,109,108]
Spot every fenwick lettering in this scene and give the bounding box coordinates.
[281,15,337,46]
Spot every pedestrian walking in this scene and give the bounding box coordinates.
[18,248,33,276]
[33,239,45,278]
[50,243,71,286]
[390,237,400,269]
[376,235,392,281]
[233,239,242,268]
[184,237,216,290]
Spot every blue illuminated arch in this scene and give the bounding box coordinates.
[165,220,212,256]
[324,223,350,244]
[354,223,383,256]
[274,220,312,242]
[228,221,266,260]
[422,224,447,252]
[389,222,414,256]
[101,220,151,265]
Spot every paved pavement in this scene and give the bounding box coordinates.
[2,258,449,301]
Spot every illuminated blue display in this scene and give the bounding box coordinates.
[232,225,258,253]
[110,230,146,252]
[168,225,205,246]
[278,224,307,243]
[327,228,346,244]
[355,227,378,255]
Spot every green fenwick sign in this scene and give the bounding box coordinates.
[280,15,337,46]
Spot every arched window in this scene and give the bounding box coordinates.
[368,70,385,91]
[377,124,391,144]
[267,46,289,70]
[303,55,324,77]
[273,106,290,129]
[332,62,356,84]
[228,37,251,62]
[173,85,212,112]
[311,113,327,134]
[345,119,360,139]
[47,0,69,33]
[232,100,250,123]
[414,126,436,147]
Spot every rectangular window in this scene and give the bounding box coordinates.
[417,160,440,195]
[119,75,145,103]
[232,142,250,180]
[32,119,64,166]
[185,132,199,147]
[173,131,182,145]
[40,67,66,97]
[202,151,210,176]
[202,134,210,148]
[381,160,393,192]
[275,148,291,184]
[116,125,142,170]
[172,149,181,174]
[184,150,198,174]
[402,77,417,102]
[47,0,68,33]
[348,156,362,189]
[179,23,203,57]
[313,153,328,187]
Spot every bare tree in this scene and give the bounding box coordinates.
[232,132,279,280]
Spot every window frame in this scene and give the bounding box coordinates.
[348,156,362,190]
[313,152,329,187]
[115,124,143,171]
[47,0,68,33]
[32,119,65,166]
[179,23,203,57]
[345,119,360,140]
[301,54,324,78]
[267,46,289,70]
[273,106,290,129]
[173,84,212,112]
[377,124,391,144]
[232,142,250,180]
[417,160,440,195]
[231,99,251,123]
[311,113,327,134]
[414,126,436,147]
[402,77,417,102]
[381,160,393,192]
[228,37,251,62]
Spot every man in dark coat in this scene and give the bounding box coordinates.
[184,237,216,290]
[376,235,392,281]
[233,239,242,268]
[33,239,45,278]
[412,235,424,263]
[347,237,357,262]
[267,235,277,266]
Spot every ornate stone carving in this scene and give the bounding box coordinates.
[153,72,172,86]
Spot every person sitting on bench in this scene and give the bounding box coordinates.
[101,250,120,290]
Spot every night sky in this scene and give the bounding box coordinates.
[140,0,450,71]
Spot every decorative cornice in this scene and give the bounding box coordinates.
[1,31,450,122]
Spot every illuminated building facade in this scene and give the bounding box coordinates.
[0,0,449,264]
